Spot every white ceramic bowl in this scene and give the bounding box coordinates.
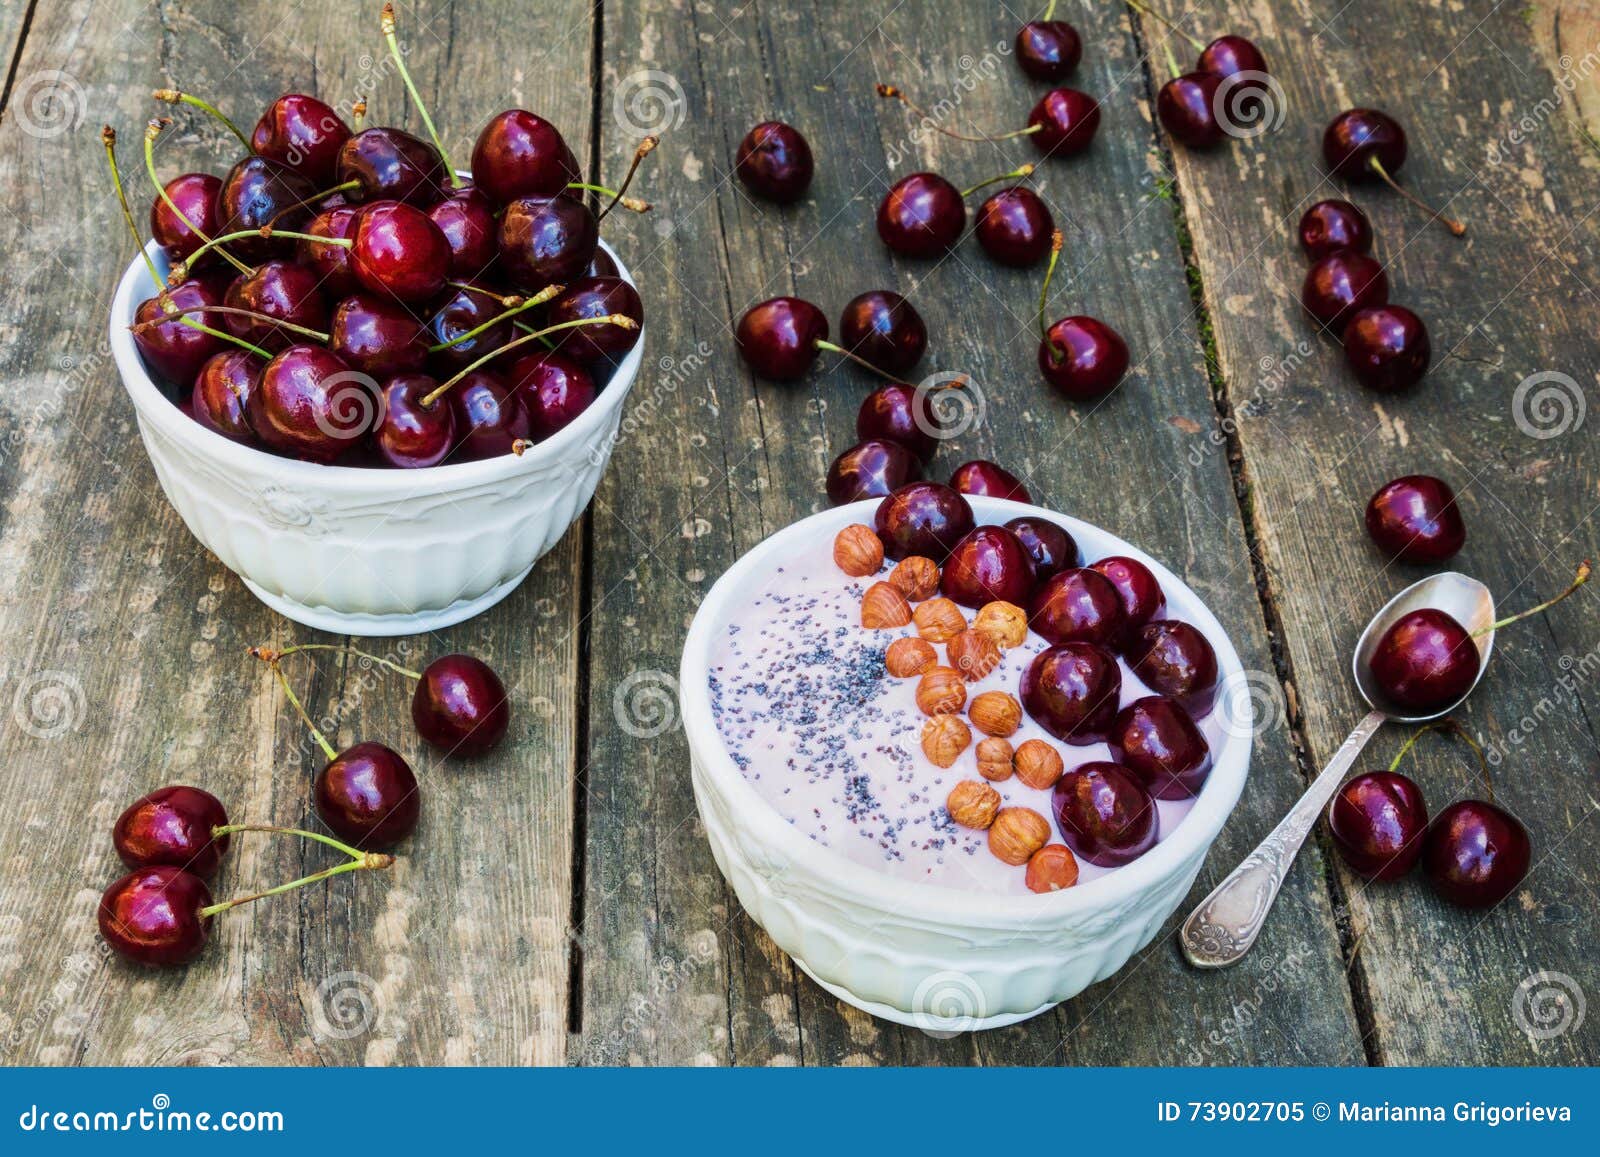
[680,497,1253,1030]
[110,239,643,636]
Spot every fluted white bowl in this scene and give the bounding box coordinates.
[110,239,643,635]
[680,497,1253,1030]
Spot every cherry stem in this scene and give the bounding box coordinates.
[421,315,637,407]
[382,2,461,187]
[131,303,330,344]
[269,179,362,227]
[568,183,651,213]
[198,854,394,918]
[813,340,912,386]
[1472,560,1591,638]
[446,281,521,306]
[152,88,251,151]
[261,642,423,681]
[211,823,371,862]
[249,646,337,761]
[179,317,272,359]
[1037,228,1065,356]
[173,228,347,282]
[144,119,254,276]
[1161,33,1182,78]
[1386,718,1495,803]
[595,135,659,222]
[1367,158,1467,237]
[426,284,563,352]
[512,319,559,349]
[101,127,163,289]
[352,99,368,132]
[960,163,1035,198]
[1043,0,1058,20]
[1124,0,1206,51]
[876,84,1044,142]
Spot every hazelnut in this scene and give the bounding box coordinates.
[913,597,966,644]
[946,780,1002,829]
[947,629,1001,682]
[1025,844,1080,893]
[889,556,940,601]
[861,581,912,629]
[915,666,967,716]
[988,807,1051,865]
[973,600,1028,649]
[969,690,1022,737]
[1014,738,1065,790]
[921,715,972,768]
[833,524,884,577]
[976,737,1014,781]
[885,636,937,678]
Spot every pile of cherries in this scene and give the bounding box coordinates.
[97,645,509,967]
[113,4,647,469]
[1134,1,1272,151]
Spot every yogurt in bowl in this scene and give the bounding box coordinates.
[680,495,1254,1029]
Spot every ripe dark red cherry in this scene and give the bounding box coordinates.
[1030,567,1126,648]
[1328,770,1428,880]
[1369,608,1479,713]
[1422,800,1531,907]
[736,296,829,381]
[1052,762,1158,866]
[314,741,420,849]
[98,866,213,966]
[426,282,512,373]
[839,291,927,374]
[1343,305,1431,392]
[250,93,351,185]
[1197,36,1269,86]
[299,203,363,297]
[734,121,815,203]
[249,345,373,463]
[975,187,1055,266]
[498,195,599,291]
[150,172,223,264]
[113,785,230,877]
[940,525,1037,608]
[471,109,581,205]
[216,156,315,261]
[374,373,456,469]
[1005,516,1079,584]
[1027,88,1101,158]
[1015,19,1082,82]
[449,372,530,460]
[1089,556,1165,647]
[428,184,499,277]
[412,654,511,755]
[1299,199,1373,260]
[873,482,975,561]
[1157,72,1225,149]
[189,350,259,444]
[1039,315,1129,400]
[507,350,597,441]
[1366,474,1465,563]
[134,279,226,384]
[1126,620,1219,714]
[856,382,940,461]
[950,460,1031,503]
[1323,108,1407,181]
[826,439,922,505]
[223,260,327,351]
[329,293,428,377]
[876,172,966,257]
[1021,642,1122,744]
[1301,250,1389,331]
[1109,696,1211,800]
[337,126,448,205]
[546,276,643,362]
[351,201,451,302]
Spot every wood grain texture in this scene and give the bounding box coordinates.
[1146,0,1600,1063]
[577,0,1359,1066]
[0,0,594,1066]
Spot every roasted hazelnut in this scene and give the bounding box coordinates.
[1026,844,1080,892]
[976,737,1015,781]
[1014,738,1065,789]
[915,666,967,716]
[947,629,1001,682]
[889,556,941,601]
[885,636,937,678]
[969,690,1022,737]
[833,524,885,576]
[913,597,966,644]
[973,600,1028,649]
[946,780,1002,829]
[988,807,1050,865]
[861,581,912,628]
[921,714,972,768]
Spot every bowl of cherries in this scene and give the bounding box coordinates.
[106,7,649,635]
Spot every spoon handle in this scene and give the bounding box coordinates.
[1179,708,1387,968]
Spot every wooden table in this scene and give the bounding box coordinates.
[1,0,1595,1066]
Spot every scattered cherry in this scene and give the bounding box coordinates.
[1015,11,1082,82]
[873,481,975,561]
[1109,696,1211,800]
[736,296,829,380]
[113,785,230,877]
[1157,72,1225,149]
[1328,770,1428,881]
[826,439,922,505]
[735,121,814,203]
[975,186,1055,266]
[1423,800,1530,907]
[1036,232,1128,400]
[839,291,926,374]
[950,460,1031,503]
[1342,305,1430,392]
[1052,761,1158,865]
[876,172,965,257]
[1301,250,1389,331]
[1299,198,1373,260]
[856,382,941,461]
[412,654,511,755]
[314,741,420,849]
[1020,641,1122,744]
[1197,36,1269,86]
[98,866,213,966]
[1005,516,1079,584]
[1369,608,1478,714]
[940,525,1037,607]
[1365,474,1464,563]
[1027,88,1101,158]
[1323,108,1465,237]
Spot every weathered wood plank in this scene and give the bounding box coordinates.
[1152,0,1600,1064]
[0,0,594,1065]
[579,0,1361,1064]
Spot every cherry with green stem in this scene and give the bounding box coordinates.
[877,82,1100,159]
[427,283,563,353]
[170,226,349,283]
[151,87,252,150]
[381,2,461,189]
[1124,0,1205,52]
[876,84,1042,143]
[594,135,658,221]
[129,302,329,346]
[143,119,253,277]
[420,315,637,407]
[1036,229,1129,400]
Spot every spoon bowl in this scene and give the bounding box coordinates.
[1352,571,1495,722]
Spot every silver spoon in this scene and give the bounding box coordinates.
[1180,571,1495,969]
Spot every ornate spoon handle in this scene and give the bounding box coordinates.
[1180,708,1387,968]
